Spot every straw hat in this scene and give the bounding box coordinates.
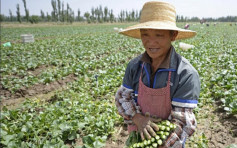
[119,1,196,40]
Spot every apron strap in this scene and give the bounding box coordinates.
[167,71,172,87]
[140,62,172,87]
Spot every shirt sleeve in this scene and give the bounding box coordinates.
[115,62,141,123]
[172,69,200,108]
[165,63,200,147]
[163,107,197,148]
[115,86,141,123]
[122,61,134,89]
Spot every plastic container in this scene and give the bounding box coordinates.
[21,34,35,43]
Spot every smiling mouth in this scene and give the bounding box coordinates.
[149,48,160,53]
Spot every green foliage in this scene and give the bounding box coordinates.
[126,120,176,148]
[0,91,121,147]
[174,23,237,115]
[126,132,142,147]
[16,4,21,23]
[1,22,237,147]
[22,0,30,22]
[29,15,41,24]
[0,14,5,22]
[1,23,140,147]
[226,144,237,148]
[197,133,209,148]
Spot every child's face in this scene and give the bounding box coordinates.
[140,29,177,61]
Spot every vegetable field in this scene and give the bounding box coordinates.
[1,22,237,148]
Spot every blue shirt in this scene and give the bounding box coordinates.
[122,46,200,108]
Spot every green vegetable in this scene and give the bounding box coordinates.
[166,127,170,131]
[157,131,164,135]
[144,140,148,146]
[157,139,162,145]
[164,132,170,136]
[151,137,155,142]
[159,125,166,131]
[128,120,176,148]
[152,143,158,147]
[161,135,167,140]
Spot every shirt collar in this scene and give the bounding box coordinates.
[141,46,173,69]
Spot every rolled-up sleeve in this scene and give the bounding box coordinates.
[164,107,197,147]
[115,62,141,123]
[164,63,200,147]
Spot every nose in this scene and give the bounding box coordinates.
[146,36,159,46]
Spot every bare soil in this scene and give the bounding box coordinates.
[0,67,77,109]
[184,102,237,148]
[103,102,237,148]
[0,65,236,147]
[193,102,237,148]
[104,126,128,148]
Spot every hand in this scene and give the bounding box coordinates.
[132,113,161,140]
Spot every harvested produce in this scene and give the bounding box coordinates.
[127,120,177,148]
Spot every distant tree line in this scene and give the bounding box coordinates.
[0,0,141,24]
[176,15,237,22]
[0,0,236,23]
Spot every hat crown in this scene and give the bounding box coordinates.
[119,1,196,40]
[140,1,176,26]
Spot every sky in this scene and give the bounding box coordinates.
[1,0,237,18]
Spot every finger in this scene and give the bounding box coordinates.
[145,112,150,117]
[150,122,159,131]
[150,117,162,123]
[146,125,156,137]
[140,131,145,141]
[143,128,151,139]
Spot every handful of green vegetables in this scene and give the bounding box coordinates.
[126,120,176,148]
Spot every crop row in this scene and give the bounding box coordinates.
[1,29,143,147]
[0,23,236,148]
[175,24,237,114]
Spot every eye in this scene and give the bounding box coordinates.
[156,34,163,37]
[141,33,148,37]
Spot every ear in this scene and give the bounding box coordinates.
[171,31,178,41]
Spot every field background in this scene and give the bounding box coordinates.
[1,22,237,148]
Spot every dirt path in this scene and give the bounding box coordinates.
[0,73,77,110]
[187,103,237,148]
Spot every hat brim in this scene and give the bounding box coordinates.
[119,21,196,40]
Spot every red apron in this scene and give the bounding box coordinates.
[128,63,172,132]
